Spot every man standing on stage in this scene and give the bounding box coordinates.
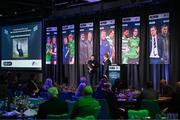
[103,53,111,78]
[87,55,98,86]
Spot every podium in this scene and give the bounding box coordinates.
[108,65,120,86]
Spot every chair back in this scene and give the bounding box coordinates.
[97,99,111,119]
[75,115,96,120]
[77,105,101,119]
[47,113,69,119]
[59,92,74,101]
[66,100,76,115]
[128,109,149,119]
[140,99,160,118]
[39,91,48,100]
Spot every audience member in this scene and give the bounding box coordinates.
[167,81,180,118]
[75,76,87,97]
[42,78,53,91]
[140,81,159,100]
[27,74,41,97]
[112,78,123,93]
[160,79,174,97]
[37,87,68,119]
[94,83,119,119]
[6,72,17,98]
[71,86,100,119]
[0,74,7,99]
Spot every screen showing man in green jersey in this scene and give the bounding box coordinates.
[122,16,140,64]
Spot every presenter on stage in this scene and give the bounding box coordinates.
[87,55,98,86]
[103,53,111,78]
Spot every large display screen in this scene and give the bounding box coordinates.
[62,24,75,64]
[122,16,140,64]
[79,22,93,64]
[149,13,169,64]
[100,19,115,64]
[46,27,57,65]
[1,22,42,69]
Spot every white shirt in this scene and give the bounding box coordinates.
[150,36,159,58]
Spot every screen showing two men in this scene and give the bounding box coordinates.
[1,22,42,69]
[79,22,93,64]
[100,19,115,64]
[122,16,140,64]
[62,25,75,64]
[149,13,169,64]
[46,27,57,65]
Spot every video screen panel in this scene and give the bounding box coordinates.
[46,27,57,65]
[62,24,75,64]
[122,16,140,64]
[1,22,42,69]
[79,22,93,64]
[149,13,169,64]
[100,19,115,64]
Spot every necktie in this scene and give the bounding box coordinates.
[153,37,157,56]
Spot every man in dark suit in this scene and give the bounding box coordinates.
[149,26,164,64]
[16,42,24,57]
[140,81,159,100]
[87,55,98,86]
[37,87,68,119]
[103,53,111,78]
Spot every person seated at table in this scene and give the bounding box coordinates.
[37,87,68,119]
[75,76,88,97]
[95,77,108,92]
[42,78,53,92]
[27,74,41,97]
[166,81,180,118]
[112,78,124,93]
[71,86,100,119]
[160,79,174,97]
[140,81,158,100]
[94,83,119,119]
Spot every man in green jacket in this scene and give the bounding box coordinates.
[128,28,140,64]
[71,86,100,119]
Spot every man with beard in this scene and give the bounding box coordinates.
[159,24,169,64]
[122,28,129,64]
[79,32,88,64]
[100,30,112,64]
[87,32,93,59]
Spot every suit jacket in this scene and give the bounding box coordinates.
[103,59,111,76]
[149,36,164,59]
[37,97,68,119]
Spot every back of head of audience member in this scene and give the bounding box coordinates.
[146,80,153,89]
[80,76,87,84]
[176,81,180,92]
[48,86,59,99]
[43,78,53,91]
[102,83,112,92]
[84,86,93,96]
[160,79,167,87]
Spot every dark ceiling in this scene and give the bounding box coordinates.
[0,0,104,18]
[0,0,170,19]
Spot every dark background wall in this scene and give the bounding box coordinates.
[0,0,179,90]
